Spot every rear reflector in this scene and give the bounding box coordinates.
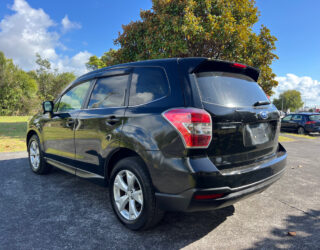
[162,108,212,148]
[231,63,247,69]
[194,193,224,200]
[306,121,316,124]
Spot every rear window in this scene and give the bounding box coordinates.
[195,72,269,107]
[129,67,169,106]
[309,115,320,121]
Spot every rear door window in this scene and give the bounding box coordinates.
[129,67,169,106]
[195,72,269,107]
[88,74,129,108]
[292,115,303,121]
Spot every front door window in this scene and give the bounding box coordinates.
[57,81,91,112]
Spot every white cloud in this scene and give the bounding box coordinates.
[0,0,91,75]
[53,51,92,76]
[273,74,320,106]
[61,15,81,33]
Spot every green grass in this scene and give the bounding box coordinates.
[278,135,295,142]
[0,116,31,152]
[284,133,316,139]
[0,116,31,123]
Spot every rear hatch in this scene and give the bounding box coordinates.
[309,114,320,127]
[191,60,280,170]
[308,115,320,128]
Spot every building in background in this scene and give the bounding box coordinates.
[299,105,320,113]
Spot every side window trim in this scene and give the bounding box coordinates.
[53,97,61,112]
[84,72,131,110]
[82,79,97,109]
[127,66,171,107]
[124,72,133,107]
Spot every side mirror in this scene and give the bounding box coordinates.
[42,101,54,114]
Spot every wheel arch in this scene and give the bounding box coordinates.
[26,129,39,146]
[104,147,150,181]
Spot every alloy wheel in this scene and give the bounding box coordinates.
[113,170,143,221]
[298,127,305,135]
[29,140,40,170]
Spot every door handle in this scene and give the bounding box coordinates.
[105,116,120,125]
[66,118,75,127]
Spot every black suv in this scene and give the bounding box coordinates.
[281,113,320,134]
[26,58,287,230]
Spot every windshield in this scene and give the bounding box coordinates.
[309,115,320,121]
[195,72,269,107]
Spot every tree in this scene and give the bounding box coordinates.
[32,54,76,101]
[0,52,76,115]
[0,52,38,115]
[86,49,118,71]
[87,0,278,95]
[273,90,304,112]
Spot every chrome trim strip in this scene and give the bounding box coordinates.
[46,159,76,175]
[46,158,104,179]
[221,125,237,129]
[75,168,104,179]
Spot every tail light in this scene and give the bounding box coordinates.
[306,121,316,125]
[162,108,212,148]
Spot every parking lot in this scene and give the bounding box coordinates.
[0,134,319,250]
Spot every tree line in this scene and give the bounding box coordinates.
[0,52,75,115]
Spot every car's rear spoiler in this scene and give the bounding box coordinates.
[191,59,260,82]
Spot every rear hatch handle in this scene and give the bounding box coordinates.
[253,101,271,107]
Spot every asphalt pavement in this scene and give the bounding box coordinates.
[0,135,319,249]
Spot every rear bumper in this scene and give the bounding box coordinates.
[305,126,320,133]
[155,144,287,212]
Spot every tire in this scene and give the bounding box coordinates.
[297,127,305,135]
[109,156,164,230]
[28,135,51,174]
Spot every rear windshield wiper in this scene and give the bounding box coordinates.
[253,101,270,106]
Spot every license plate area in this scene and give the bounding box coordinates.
[244,122,273,146]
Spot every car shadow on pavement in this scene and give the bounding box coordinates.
[248,209,320,249]
[0,156,235,250]
[140,206,235,248]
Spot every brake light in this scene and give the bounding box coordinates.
[306,121,316,124]
[162,108,212,148]
[194,193,224,200]
[231,63,247,69]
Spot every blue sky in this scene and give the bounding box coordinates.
[255,0,320,80]
[0,0,320,104]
